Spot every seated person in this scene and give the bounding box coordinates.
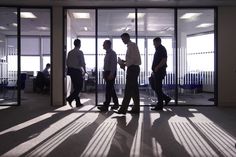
[35,63,50,93]
[42,63,51,79]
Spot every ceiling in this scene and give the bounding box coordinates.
[0,0,236,7]
[0,8,50,36]
[68,8,214,37]
[0,0,230,37]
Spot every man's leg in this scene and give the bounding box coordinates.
[130,66,140,112]
[76,72,84,107]
[98,79,111,111]
[110,79,119,109]
[117,68,133,113]
[152,74,164,110]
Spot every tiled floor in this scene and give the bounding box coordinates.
[0,93,235,157]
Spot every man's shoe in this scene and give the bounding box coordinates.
[117,109,126,114]
[97,106,108,112]
[165,97,171,105]
[66,98,73,108]
[111,104,119,110]
[76,103,84,107]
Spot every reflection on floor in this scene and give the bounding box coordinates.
[97,90,214,106]
[0,94,235,157]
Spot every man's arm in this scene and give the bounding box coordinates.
[154,58,167,72]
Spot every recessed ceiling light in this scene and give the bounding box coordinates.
[127,13,145,19]
[196,23,214,28]
[0,26,7,30]
[21,12,37,18]
[84,27,88,31]
[180,13,202,19]
[16,12,37,18]
[73,13,90,19]
[12,23,17,27]
[0,40,4,42]
[36,26,49,30]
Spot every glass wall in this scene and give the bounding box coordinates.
[177,9,215,105]
[65,8,215,107]
[0,7,18,105]
[20,8,51,105]
[0,7,51,106]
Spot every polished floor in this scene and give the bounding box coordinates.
[0,93,235,157]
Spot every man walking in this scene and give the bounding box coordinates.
[66,39,86,107]
[151,37,171,111]
[98,40,119,111]
[117,33,141,114]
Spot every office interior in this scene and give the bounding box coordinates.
[0,0,236,157]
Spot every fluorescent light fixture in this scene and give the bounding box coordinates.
[0,26,7,30]
[20,12,37,18]
[180,13,202,19]
[127,13,145,19]
[196,23,214,28]
[0,40,3,42]
[12,23,17,27]
[8,45,14,48]
[73,13,90,19]
[84,27,88,31]
[36,26,49,30]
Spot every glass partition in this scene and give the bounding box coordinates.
[97,9,135,107]
[0,7,18,105]
[65,8,215,107]
[20,8,51,105]
[66,9,96,106]
[177,9,215,105]
[138,8,175,106]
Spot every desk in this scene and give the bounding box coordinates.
[24,77,35,93]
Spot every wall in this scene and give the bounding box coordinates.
[218,7,236,106]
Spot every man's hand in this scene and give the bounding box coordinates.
[154,66,159,72]
[118,57,126,70]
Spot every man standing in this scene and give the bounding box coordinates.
[117,33,141,114]
[151,37,171,111]
[66,39,86,107]
[98,40,119,111]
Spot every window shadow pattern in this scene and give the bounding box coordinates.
[0,107,235,157]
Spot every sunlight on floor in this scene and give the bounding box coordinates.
[0,106,236,157]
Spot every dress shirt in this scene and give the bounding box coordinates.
[125,41,141,67]
[67,48,85,70]
[103,49,117,75]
